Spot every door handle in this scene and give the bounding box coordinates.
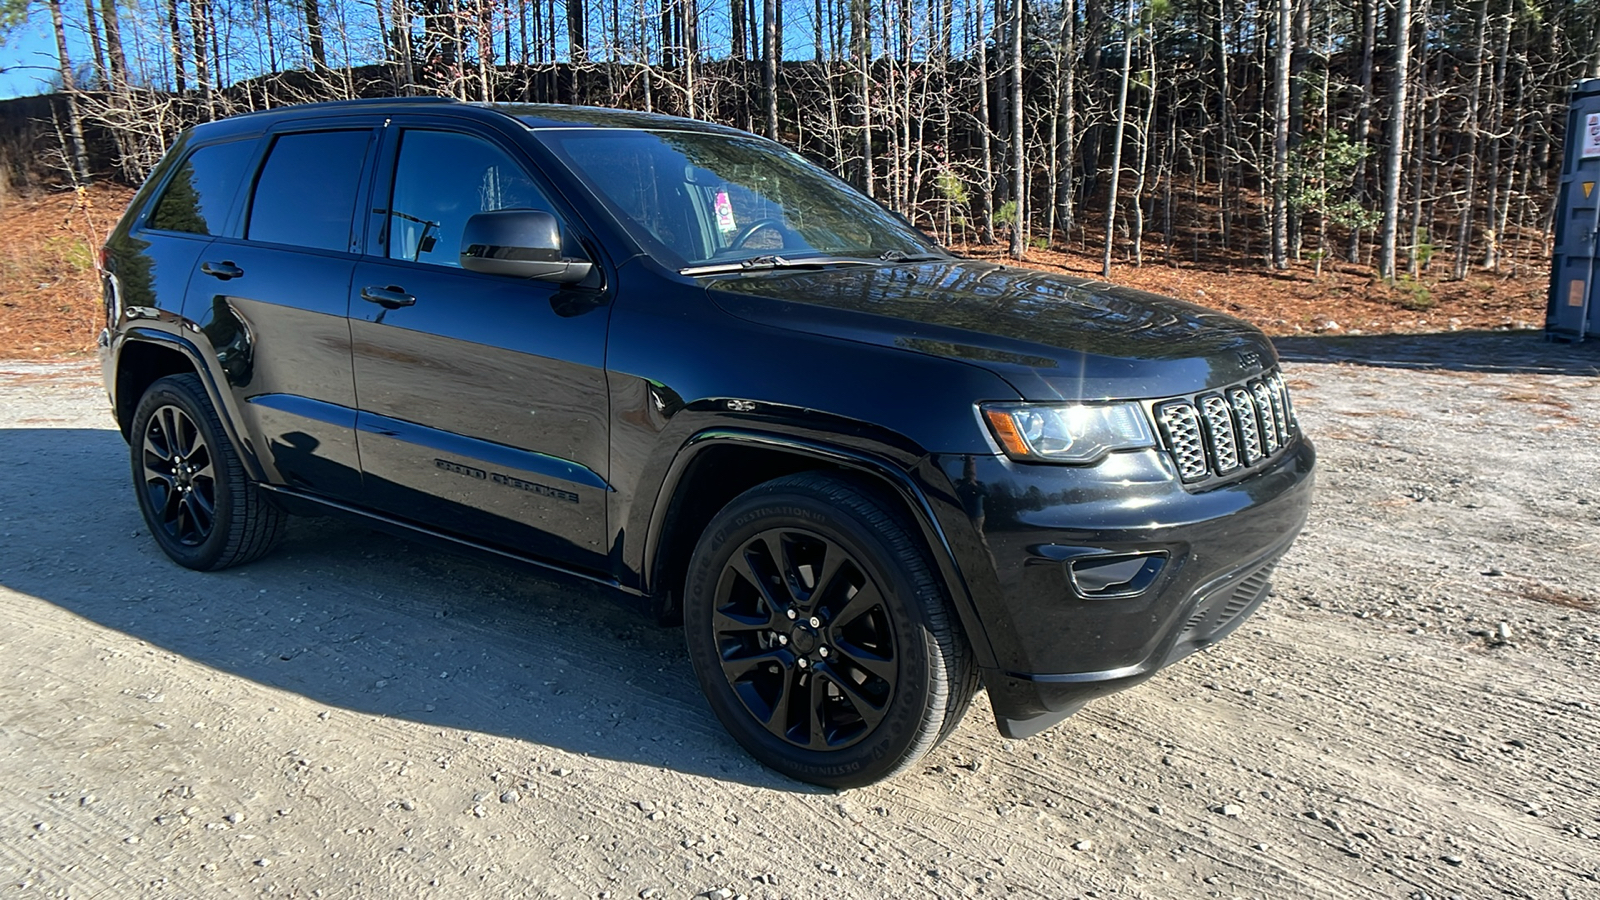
[200,260,244,279]
[360,285,417,309]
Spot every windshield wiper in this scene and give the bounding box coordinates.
[679,255,882,276]
[878,250,949,263]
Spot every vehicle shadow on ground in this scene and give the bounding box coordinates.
[1272,329,1600,376]
[0,426,819,792]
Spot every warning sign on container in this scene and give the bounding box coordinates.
[1585,182,1596,198]
[1584,113,1600,158]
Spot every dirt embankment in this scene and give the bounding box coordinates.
[3,335,1598,898]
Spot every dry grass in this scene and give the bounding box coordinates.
[0,182,134,358]
[954,243,1549,337]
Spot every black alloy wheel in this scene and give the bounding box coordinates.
[712,526,899,751]
[684,473,977,788]
[141,403,216,547]
[130,374,285,570]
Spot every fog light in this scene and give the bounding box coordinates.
[1068,552,1167,598]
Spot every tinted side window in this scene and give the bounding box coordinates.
[387,130,555,268]
[146,140,254,236]
[247,130,371,252]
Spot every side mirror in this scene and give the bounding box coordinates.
[460,209,593,284]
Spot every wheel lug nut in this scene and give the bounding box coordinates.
[808,616,821,628]
[818,646,829,657]
[777,634,788,645]
[796,658,808,669]
[786,609,797,620]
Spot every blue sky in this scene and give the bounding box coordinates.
[1,1,990,102]
[1,18,76,99]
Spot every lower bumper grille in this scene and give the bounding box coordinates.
[1176,561,1277,651]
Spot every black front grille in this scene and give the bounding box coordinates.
[1153,370,1298,486]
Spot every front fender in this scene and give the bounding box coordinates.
[637,426,1000,671]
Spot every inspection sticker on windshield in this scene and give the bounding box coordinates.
[714,191,737,235]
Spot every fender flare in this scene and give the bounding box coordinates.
[116,326,268,483]
[642,428,998,670]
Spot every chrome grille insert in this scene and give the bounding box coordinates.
[1155,401,1209,482]
[1200,394,1240,473]
[1153,369,1298,487]
[1229,388,1264,464]
[1250,381,1281,454]
[1266,374,1290,444]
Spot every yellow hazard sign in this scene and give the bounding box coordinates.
[1585,182,1595,198]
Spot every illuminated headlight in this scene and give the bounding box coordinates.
[981,402,1155,463]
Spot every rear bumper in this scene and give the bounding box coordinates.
[920,436,1315,738]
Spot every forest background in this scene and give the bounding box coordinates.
[1,0,1591,356]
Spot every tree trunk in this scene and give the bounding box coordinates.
[975,4,994,242]
[1287,0,1308,259]
[304,0,327,72]
[47,0,91,182]
[1269,0,1290,270]
[191,0,214,118]
[83,0,108,87]
[395,0,416,94]
[1377,0,1411,281]
[1481,6,1510,271]
[1451,0,1487,281]
[855,0,871,196]
[763,0,779,139]
[1213,0,1233,253]
[1347,0,1376,262]
[1102,5,1133,278]
[568,0,586,103]
[1008,0,1026,258]
[97,0,128,88]
[1057,0,1075,239]
[1131,21,1155,267]
[167,0,188,91]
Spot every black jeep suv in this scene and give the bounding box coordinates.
[100,98,1314,787]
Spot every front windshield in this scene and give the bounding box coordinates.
[534,127,943,270]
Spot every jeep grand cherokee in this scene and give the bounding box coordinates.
[99,98,1315,787]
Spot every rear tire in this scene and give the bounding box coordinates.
[683,473,976,787]
[130,373,285,570]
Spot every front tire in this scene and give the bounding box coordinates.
[683,473,976,788]
[130,373,285,570]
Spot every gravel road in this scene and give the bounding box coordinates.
[3,333,1598,900]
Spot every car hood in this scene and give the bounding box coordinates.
[704,259,1279,401]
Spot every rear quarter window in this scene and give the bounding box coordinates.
[145,140,255,236]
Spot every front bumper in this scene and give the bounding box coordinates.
[921,436,1315,738]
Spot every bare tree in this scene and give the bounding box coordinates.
[1102,0,1132,277]
[1269,0,1290,269]
[763,0,778,138]
[1377,0,1411,281]
[1007,0,1025,258]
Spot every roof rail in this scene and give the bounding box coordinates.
[231,95,459,119]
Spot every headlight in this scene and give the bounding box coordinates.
[981,402,1155,463]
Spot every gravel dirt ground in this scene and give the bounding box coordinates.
[3,333,1599,900]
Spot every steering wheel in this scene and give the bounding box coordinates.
[729,217,786,250]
